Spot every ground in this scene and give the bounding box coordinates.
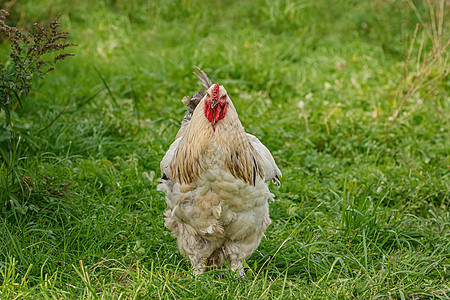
[0,0,449,299]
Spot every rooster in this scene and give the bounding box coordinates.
[158,67,281,277]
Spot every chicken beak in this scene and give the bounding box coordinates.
[211,99,218,108]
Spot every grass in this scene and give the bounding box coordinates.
[0,0,449,298]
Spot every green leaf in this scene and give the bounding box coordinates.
[0,126,11,142]
[0,103,11,127]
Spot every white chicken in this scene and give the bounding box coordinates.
[158,67,281,277]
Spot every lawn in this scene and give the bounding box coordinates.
[0,0,449,298]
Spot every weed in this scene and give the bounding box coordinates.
[0,9,76,204]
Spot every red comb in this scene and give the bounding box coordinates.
[211,83,220,101]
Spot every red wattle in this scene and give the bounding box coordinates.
[218,102,228,120]
[204,101,214,123]
[215,106,220,121]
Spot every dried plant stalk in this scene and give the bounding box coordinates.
[386,0,449,136]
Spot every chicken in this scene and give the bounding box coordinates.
[157,67,281,277]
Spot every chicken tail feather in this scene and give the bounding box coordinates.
[194,66,213,90]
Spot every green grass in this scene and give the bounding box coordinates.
[0,0,449,298]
